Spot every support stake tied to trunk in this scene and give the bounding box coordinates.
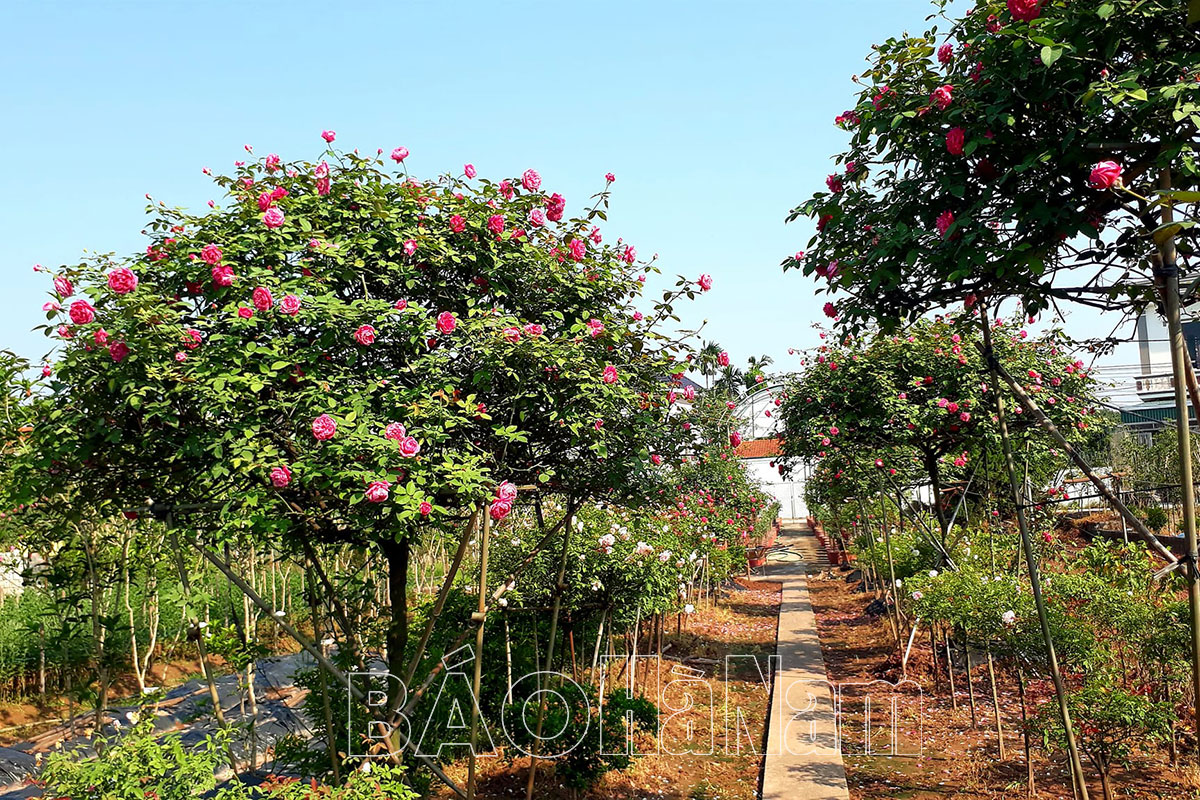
[978,307,1090,800]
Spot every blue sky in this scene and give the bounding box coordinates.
[0,0,943,373]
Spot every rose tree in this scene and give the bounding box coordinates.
[14,141,706,691]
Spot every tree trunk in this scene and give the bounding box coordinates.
[925,453,951,550]
[383,537,411,709]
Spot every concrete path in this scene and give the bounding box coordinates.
[760,523,850,800]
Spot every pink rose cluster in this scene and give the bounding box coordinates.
[384,422,421,458]
[490,480,518,521]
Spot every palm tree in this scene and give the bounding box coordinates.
[697,340,724,389]
[743,354,774,391]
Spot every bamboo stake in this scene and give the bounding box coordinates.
[403,510,480,688]
[976,342,1178,566]
[467,507,493,800]
[1151,175,1200,736]
[195,541,465,797]
[979,310,1090,800]
[525,510,574,800]
[986,649,1006,760]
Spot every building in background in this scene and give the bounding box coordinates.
[1120,309,1198,440]
[731,382,808,520]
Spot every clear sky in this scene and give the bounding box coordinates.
[0,0,1144,397]
[0,0,942,372]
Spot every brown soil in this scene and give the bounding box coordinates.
[807,568,1200,799]
[433,578,783,800]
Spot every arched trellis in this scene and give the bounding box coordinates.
[733,382,786,440]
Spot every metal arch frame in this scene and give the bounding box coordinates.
[732,382,787,440]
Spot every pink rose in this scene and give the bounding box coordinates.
[523,323,544,337]
[605,172,615,182]
[487,214,505,235]
[586,318,604,338]
[930,84,953,110]
[936,210,955,237]
[499,179,514,200]
[237,306,253,319]
[718,351,730,367]
[521,169,541,192]
[496,481,518,502]
[403,239,418,256]
[602,364,619,384]
[212,265,235,287]
[528,208,545,227]
[490,499,512,521]
[568,239,586,261]
[391,147,409,163]
[321,129,336,143]
[436,311,457,334]
[183,328,202,349]
[200,244,223,265]
[281,294,301,316]
[501,326,521,343]
[823,302,837,319]
[464,163,476,178]
[107,267,138,295]
[698,274,713,291]
[93,329,109,345]
[398,436,421,458]
[1007,0,1042,22]
[1088,161,1123,190]
[545,193,565,221]
[270,465,292,488]
[385,422,407,441]
[53,276,73,297]
[311,413,337,441]
[826,174,843,193]
[419,501,432,516]
[109,341,129,362]
[262,207,285,228]
[730,432,742,448]
[252,286,274,312]
[449,215,466,233]
[258,191,275,211]
[394,299,408,311]
[41,364,51,377]
[365,480,390,503]
[946,127,966,156]
[265,154,281,172]
[69,300,95,325]
[651,454,663,465]
[354,324,377,345]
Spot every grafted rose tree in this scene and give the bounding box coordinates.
[11,140,707,790]
[778,317,1099,546]
[785,2,1199,789]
